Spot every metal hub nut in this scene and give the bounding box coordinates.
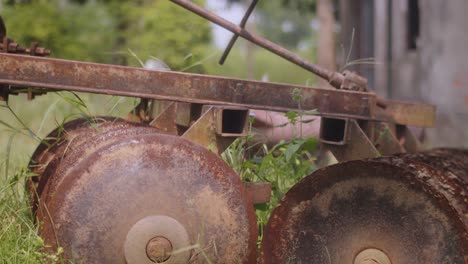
[146,237,173,263]
[124,215,191,264]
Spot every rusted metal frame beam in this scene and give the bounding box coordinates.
[181,106,249,155]
[0,54,435,127]
[0,53,376,119]
[375,100,436,128]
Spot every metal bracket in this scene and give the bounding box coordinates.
[147,101,203,135]
[182,106,249,154]
[149,102,179,134]
[396,125,421,152]
[320,117,379,162]
[373,123,405,155]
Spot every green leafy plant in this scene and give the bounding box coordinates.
[0,151,63,263]
[223,89,320,246]
[223,131,318,247]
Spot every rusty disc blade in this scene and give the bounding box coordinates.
[397,148,468,182]
[260,159,467,264]
[36,133,257,263]
[28,117,152,213]
[377,153,468,228]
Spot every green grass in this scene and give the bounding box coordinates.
[222,128,318,247]
[0,168,63,263]
[0,92,136,263]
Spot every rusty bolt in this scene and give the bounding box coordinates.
[146,236,173,263]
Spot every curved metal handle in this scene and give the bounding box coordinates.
[219,0,259,65]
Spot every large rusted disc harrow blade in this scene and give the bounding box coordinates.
[260,150,467,264]
[28,117,155,212]
[29,118,257,263]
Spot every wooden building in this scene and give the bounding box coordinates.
[339,0,468,147]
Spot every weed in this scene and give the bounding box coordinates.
[339,28,380,72]
[0,164,62,263]
[0,91,136,263]
[223,87,320,246]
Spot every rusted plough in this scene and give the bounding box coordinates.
[0,2,466,263]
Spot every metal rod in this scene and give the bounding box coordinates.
[219,0,259,65]
[170,0,344,87]
[0,53,376,119]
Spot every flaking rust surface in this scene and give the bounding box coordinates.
[260,160,467,264]
[30,118,152,214]
[398,148,468,183]
[378,155,468,227]
[193,186,251,263]
[34,123,257,264]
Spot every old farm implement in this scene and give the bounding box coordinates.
[0,1,466,263]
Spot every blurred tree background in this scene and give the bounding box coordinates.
[1,0,318,81]
[1,0,211,71]
[227,0,316,49]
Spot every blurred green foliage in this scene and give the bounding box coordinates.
[1,0,211,71]
[2,0,117,62]
[1,0,318,81]
[256,0,315,49]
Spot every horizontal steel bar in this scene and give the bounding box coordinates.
[0,53,376,119]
